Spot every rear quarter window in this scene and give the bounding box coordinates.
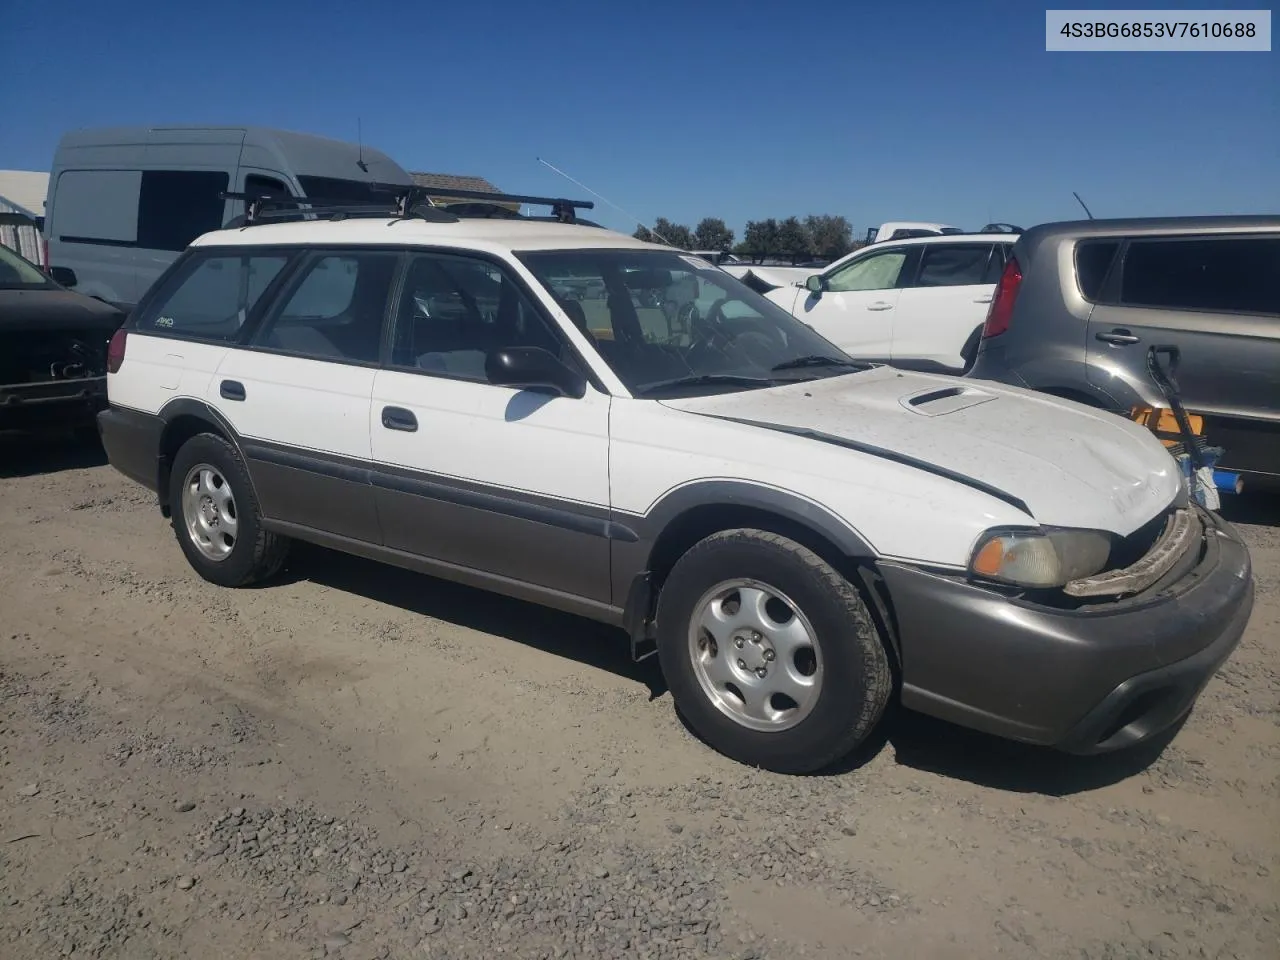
[135,250,293,341]
[1074,240,1120,302]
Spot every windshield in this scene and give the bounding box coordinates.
[0,243,54,290]
[516,248,870,397]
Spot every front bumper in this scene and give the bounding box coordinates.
[879,506,1254,753]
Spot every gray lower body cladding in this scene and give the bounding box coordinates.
[880,505,1253,753]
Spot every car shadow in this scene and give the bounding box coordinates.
[279,541,667,700]
[0,428,108,479]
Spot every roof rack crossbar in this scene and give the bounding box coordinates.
[415,186,593,223]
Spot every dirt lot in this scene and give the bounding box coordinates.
[1,432,1277,960]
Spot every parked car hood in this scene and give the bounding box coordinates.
[659,367,1183,536]
[0,288,125,332]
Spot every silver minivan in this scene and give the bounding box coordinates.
[44,125,412,310]
[968,216,1280,480]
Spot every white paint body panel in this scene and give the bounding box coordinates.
[655,369,1182,545]
[892,283,993,368]
[608,394,1030,567]
[210,351,375,461]
[370,370,611,508]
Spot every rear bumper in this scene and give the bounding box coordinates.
[880,506,1253,753]
[98,405,163,490]
[0,376,107,428]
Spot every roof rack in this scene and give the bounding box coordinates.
[417,186,594,224]
[220,185,597,228]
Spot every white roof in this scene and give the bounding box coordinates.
[873,232,1018,247]
[0,170,50,217]
[191,216,663,254]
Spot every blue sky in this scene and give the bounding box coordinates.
[3,0,1276,238]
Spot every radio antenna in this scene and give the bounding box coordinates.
[1072,191,1094,219]
[356,118,368,173]
[537,157,671,245]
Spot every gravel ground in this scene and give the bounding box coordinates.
[1,432,1277,960]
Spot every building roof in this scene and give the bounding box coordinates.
[0,170,50,218]
[410,171,521,212]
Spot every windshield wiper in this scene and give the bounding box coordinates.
[633,374,777,397]
[770,355,866,372]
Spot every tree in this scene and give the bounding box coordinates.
[739,219,779,262]
[774,217,813,264]
[638,217,692,250]
[804,214,854,261]
[693,217,734,252]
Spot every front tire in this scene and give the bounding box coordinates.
[168,432,289,587]
[655,529,892,774]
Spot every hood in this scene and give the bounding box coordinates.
[0,288,126,332]
[660,367,1183,536]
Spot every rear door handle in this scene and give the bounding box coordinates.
[1096,330,1141,345]
[381,406,418,432]
[973,295,993,303]
[867,301,895,311]
[219,379,246,401]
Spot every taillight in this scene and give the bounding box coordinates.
[982,256,1022,339]
[106,329,127,374]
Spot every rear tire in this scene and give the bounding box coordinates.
[655,528,892,774]
[168,432,289,587]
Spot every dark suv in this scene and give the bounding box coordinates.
[967,216,1280,480]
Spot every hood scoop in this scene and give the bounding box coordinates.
[901,384,998,417]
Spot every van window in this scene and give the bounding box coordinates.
[1075,240,1120,301]
[137,170,230,252]
[1120,237,1280,316]
[296,176,395,204]
[135,251,292,341]
[245,174,292,200]
[52,170,142,244]
[253,251,399,363]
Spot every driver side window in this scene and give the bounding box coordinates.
[826,249,908,293]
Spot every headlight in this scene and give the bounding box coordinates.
[970,528,1113,588]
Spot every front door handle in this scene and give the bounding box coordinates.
[381,406,418,432]
[973,295,993,303]
[867,301,894,311]
[220,379,246,401]
[1096,329,1141,346]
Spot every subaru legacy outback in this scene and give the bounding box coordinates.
[97,193,1254,774]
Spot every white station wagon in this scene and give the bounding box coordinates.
[97,189,1254,774]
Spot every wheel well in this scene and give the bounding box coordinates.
[156,414,230,516]
[643,505,903,671]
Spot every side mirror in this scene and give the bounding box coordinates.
[805,274,825,295]
[486,346,587,399]
[49,266,78,287]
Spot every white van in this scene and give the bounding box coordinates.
[44,126,412,310]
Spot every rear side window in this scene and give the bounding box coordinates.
[136,251,291,340]
[1120,237,1280,315]
[914,243,996,287]
[1075,240,1120,301]
[252,251,400,364]
[137,170,230,252]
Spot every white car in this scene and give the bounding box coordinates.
[97,193,1253,775]
[763,233,1018,373]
